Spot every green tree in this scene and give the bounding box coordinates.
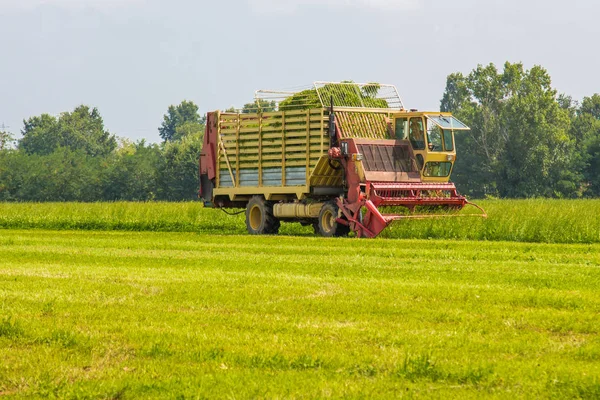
[584,133,600,195]
[19,106,116,157]
[441,62,579,198]
[581,94,600,118]
[159,100,204,142]
[102,140,162,201]
[19,114,59,156]
[157,130,203,200]
[0,129,15,151]
[0,148,103,201]
[571,94,600,196]
[241,99,277,113]
[174,121,204,143]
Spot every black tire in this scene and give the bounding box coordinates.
[312,221,320,235]
[318,202,350,237]
[245,196,280,235]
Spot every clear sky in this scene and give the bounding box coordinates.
[0,0,598,143]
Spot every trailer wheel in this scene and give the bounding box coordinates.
[246,196,280,235]
[318,202,350,237]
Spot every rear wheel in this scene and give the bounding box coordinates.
[312,221,320,235]
[245,196,280,235]
[318,202,350,237]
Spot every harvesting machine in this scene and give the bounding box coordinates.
[199,82,485,238]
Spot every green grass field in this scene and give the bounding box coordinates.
[0,199,599,243]
[1,201,600,398]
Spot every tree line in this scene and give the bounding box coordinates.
[442,62,600,198]
[0,101,204,201]
[0,61,598,202]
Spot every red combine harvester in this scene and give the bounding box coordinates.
[199,82,485,238]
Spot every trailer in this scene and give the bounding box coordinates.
[199,82,485,238]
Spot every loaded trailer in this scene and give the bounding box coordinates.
[199,82,484,238]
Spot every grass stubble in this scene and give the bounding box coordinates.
[0,201,599,398]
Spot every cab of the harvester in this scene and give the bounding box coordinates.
[392,112,470,182]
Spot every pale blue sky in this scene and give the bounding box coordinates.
[0,0,598,143]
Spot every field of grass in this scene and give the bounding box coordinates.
[1,227,599,398]
[0,201,599,398]
[0,199,599,243]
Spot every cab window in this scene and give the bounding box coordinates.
[409,118,425,150]
[427,124,443,152]
[443,129,454,151]
[423,162,452,177]
[395,118,407,140]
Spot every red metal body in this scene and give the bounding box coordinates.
[199,112,218,203]
[199,112,217,181]
[332,136,471,238]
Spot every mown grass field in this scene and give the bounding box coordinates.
[0,201,599,398]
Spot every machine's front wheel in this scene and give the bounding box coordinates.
[318,202,350,237]
[245,196,280,235]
